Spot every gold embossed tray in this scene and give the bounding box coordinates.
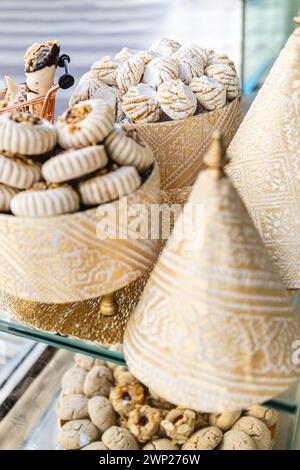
[0,164,160,343]
[123,97,242,190]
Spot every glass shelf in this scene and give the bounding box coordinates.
[0,312,125,366]
[0,349,299,450]
[1,290,300,448]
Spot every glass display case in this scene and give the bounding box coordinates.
[1,0,300,451]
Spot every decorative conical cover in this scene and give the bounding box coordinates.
[226,17,300,289]
[124,133,300,412]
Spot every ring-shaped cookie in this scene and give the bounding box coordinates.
[56,99,114,149]
[0,111,57,156]
[42,145,108,183]
[78,165,141,206]
[105,128,154,172]
[10,183,80,217]
[0,152,41,189]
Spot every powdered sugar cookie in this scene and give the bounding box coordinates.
[91,56,120,86]
[142,57,179,90]
[122,84,162,123]
[158,79,197,120]
[0,111,56,156]
[116,55,144,93]
[150,38,181,57]
[190,75,226,110]
[42,145,108,183]
[69,78,107,106]
[78,165,141,206]
[115,47,157,64]
[57,99,114,149]
[104,127,154,171]
[205,63,240,100]
[172,46,207,65]
[0,152,41,189]
[173,55,204,84]
[10,182,80,217]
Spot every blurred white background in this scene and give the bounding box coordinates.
[0,0,243,113]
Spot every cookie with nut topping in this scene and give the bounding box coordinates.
[56,99,114,149]
[0,111,56,156]
[160,407,196,444]
[110,383,145,416]
[0,151,41,190]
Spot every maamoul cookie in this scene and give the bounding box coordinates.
[142,57,179,90]
[209,411,241,431]
[74,353,106,370]
[57,100,114,149]
[116,55,145,94]
[42,145,108,183]
[88,396,116,433]
[160,408,196,445]
[182,426,223,450]
[113,366,137,386]
[244,406,279,428]
[207,53,236,71]
[78,165,141,206]
[150,38,181,57]
[174,55,204,84]
[10,183,80,217]
[102,426,139,450]
[110,383,145,416]
[0,184,18,212]
[158,79,197,120]
[190,75,227,111]
[122,84,162,123]
[58,419,100,450]
[205,63,240,100]
[69,78,107,106]
[91,56,120,86]
[61,366,87,396]
[81,441,108,450]
[0,111,56,156]
[56,394,89,421]
[83,365,113,398]
[232,416,272,450]
[143,439,179,450]
[218,430,256,450]
[104,127,154,172]
[0,152,41,190]
[127,405,161,442]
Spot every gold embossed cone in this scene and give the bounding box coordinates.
[226,18,300,289]
[124,132,300,412]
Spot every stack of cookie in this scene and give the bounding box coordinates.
[0,99,154,217]
[71,37,240,123]
[57,352,278,451]
[0,111,56,215]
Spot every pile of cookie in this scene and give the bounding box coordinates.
[71,37,240,124]
[57,352,278,451]
[0,100,154,216]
